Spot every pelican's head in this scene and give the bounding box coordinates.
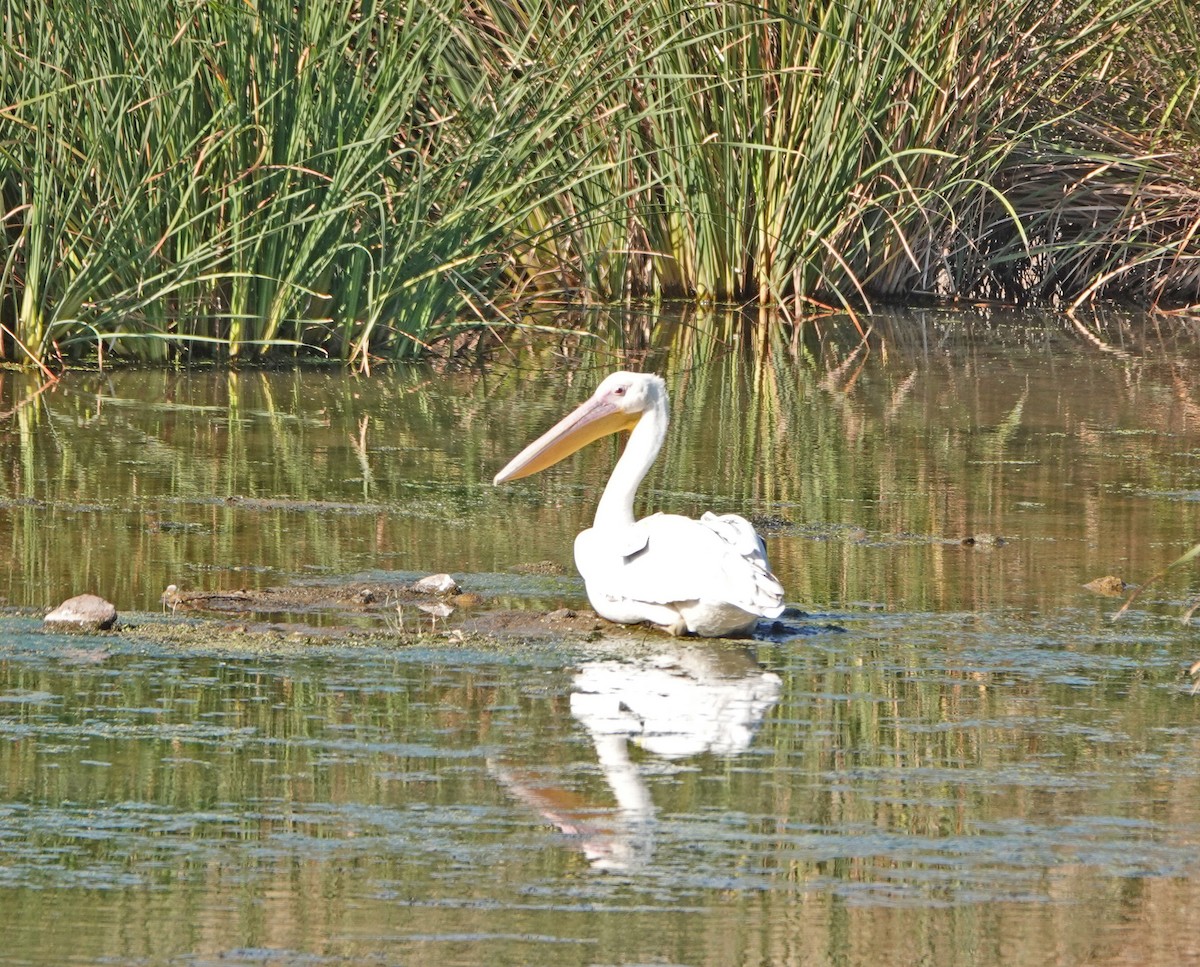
[493,371,667,484]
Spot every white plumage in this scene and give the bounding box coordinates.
[494,371,785,637]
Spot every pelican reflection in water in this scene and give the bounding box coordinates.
[493,372,785,637]
[491,643,783,870]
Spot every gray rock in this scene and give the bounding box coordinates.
[44,593,118,632]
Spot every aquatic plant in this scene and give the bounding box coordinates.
[2,0,1198,366]
[523,0,1200,311]
[0,0,636,366]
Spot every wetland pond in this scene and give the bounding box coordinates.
[4,309,1200,966]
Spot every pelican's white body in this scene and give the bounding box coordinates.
[574,511,783,636]
[494,372,785,637]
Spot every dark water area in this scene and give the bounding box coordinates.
[4,308,1200,965]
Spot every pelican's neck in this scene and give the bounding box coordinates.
[594,391,668,529]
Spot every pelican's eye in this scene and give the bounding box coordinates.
[614,386,627,396]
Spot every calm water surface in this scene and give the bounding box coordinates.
[3,310,1200,965]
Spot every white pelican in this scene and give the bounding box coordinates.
[493,371,785,637]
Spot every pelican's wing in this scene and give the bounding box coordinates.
[579,513,785,618]
[698,512,785,614]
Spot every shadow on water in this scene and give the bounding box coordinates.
[4,306,1200,965]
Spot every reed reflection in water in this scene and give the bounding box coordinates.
[3,308,1200,965]
[3,602,1200,966]
[5,307,1200,622]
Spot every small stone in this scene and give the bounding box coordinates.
[44,594,117,632]
[411,573,460,595]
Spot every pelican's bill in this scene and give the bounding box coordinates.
[493,394,638,484]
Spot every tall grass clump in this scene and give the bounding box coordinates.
[3,0,1199,367]
[3,0,486,363]
[511,0,1200,311]
[0,0,652,365]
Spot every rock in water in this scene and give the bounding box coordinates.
[1083,575,1129,596]
[44,594,118,631]
[411,573,460,595]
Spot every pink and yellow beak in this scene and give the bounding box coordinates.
[493,390,638,484]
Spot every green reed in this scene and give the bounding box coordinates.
[2,0,1197,366]
[553,0,1200,310]
[0,0,595,364]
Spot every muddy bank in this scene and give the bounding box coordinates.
[150,575,628,645]
[25,575,808,656]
